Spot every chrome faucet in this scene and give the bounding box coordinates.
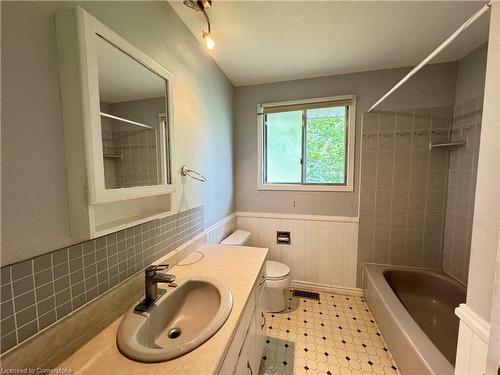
[134,264,176,312]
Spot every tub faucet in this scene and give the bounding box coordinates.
[134,264,176,312]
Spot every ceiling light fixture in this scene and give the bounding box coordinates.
[182,0,215,50]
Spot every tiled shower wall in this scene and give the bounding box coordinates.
[443,97,483,284]
[0,206,204,353]
[101,98,164,189]
[103,128,160,189]
[357,108,453,286]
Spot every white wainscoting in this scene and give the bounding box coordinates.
[206,213,237,244]
[454,304,490,375]
[236,212,360,294]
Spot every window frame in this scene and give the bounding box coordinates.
[257,95,356,192]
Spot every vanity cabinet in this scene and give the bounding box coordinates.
[220,264,266,375]
[234,311,257,375]
[55,6,175,239]
[255,294,267,370]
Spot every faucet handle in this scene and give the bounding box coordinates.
[145,264,169,276]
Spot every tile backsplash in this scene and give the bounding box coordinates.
[0,206,204,354]
[357,107,453,286]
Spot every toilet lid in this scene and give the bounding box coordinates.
[266,260,290,279]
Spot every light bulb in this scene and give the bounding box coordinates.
[202,32,215,50]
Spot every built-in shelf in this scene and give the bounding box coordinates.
[429,139,467,151]
[94,210,170,236]
[103,153,123,159]
[100,112,153,129]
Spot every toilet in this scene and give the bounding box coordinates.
[264,260,292,312]
[221,229,292,312]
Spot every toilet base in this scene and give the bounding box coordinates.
[265,287,287,312]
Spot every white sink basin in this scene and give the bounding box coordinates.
[117,276,233,362]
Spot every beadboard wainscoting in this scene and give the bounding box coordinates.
[236,212,360,294]
[206,213,237,244]
[454,304,490,375]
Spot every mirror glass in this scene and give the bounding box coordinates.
[96,35,170,189]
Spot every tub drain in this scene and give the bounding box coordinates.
[167,327,182,339]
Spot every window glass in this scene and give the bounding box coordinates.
[305,106,346,184]
[265,110,302,183]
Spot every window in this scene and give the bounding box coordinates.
[258,95,355,191]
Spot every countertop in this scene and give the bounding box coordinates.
[58,244,268,375]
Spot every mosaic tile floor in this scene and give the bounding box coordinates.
[259,290,401,375]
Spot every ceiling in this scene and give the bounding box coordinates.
[169,1,490,87]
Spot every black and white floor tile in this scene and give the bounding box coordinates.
[259,290,401,375]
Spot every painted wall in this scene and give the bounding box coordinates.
[466,4,499,323]
[1,1,235,266]
[234,63,458,217]
[454,43,488,106]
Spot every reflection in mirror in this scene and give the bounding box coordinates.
[96,34,169,190]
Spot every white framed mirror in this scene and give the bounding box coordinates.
[82,10,175,204]
[56,6,175,238]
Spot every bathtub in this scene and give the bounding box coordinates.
[363,264,466,375]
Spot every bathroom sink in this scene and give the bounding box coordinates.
[116,276,233,362]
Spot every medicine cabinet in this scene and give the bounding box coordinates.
[56,6,175,239]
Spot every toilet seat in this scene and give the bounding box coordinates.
[265,260,291,290]
[266,260,290,280]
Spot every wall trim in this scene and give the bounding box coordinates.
[455,303,490,343]
[236,211,359,223]
[291,280,363,297]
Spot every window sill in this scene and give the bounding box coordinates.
[257,183,353,192]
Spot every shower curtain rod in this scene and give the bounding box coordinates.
[367,1,492,113]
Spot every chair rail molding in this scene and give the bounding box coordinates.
[236,211,359,223]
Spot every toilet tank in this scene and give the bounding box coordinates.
[220,230,251,246]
